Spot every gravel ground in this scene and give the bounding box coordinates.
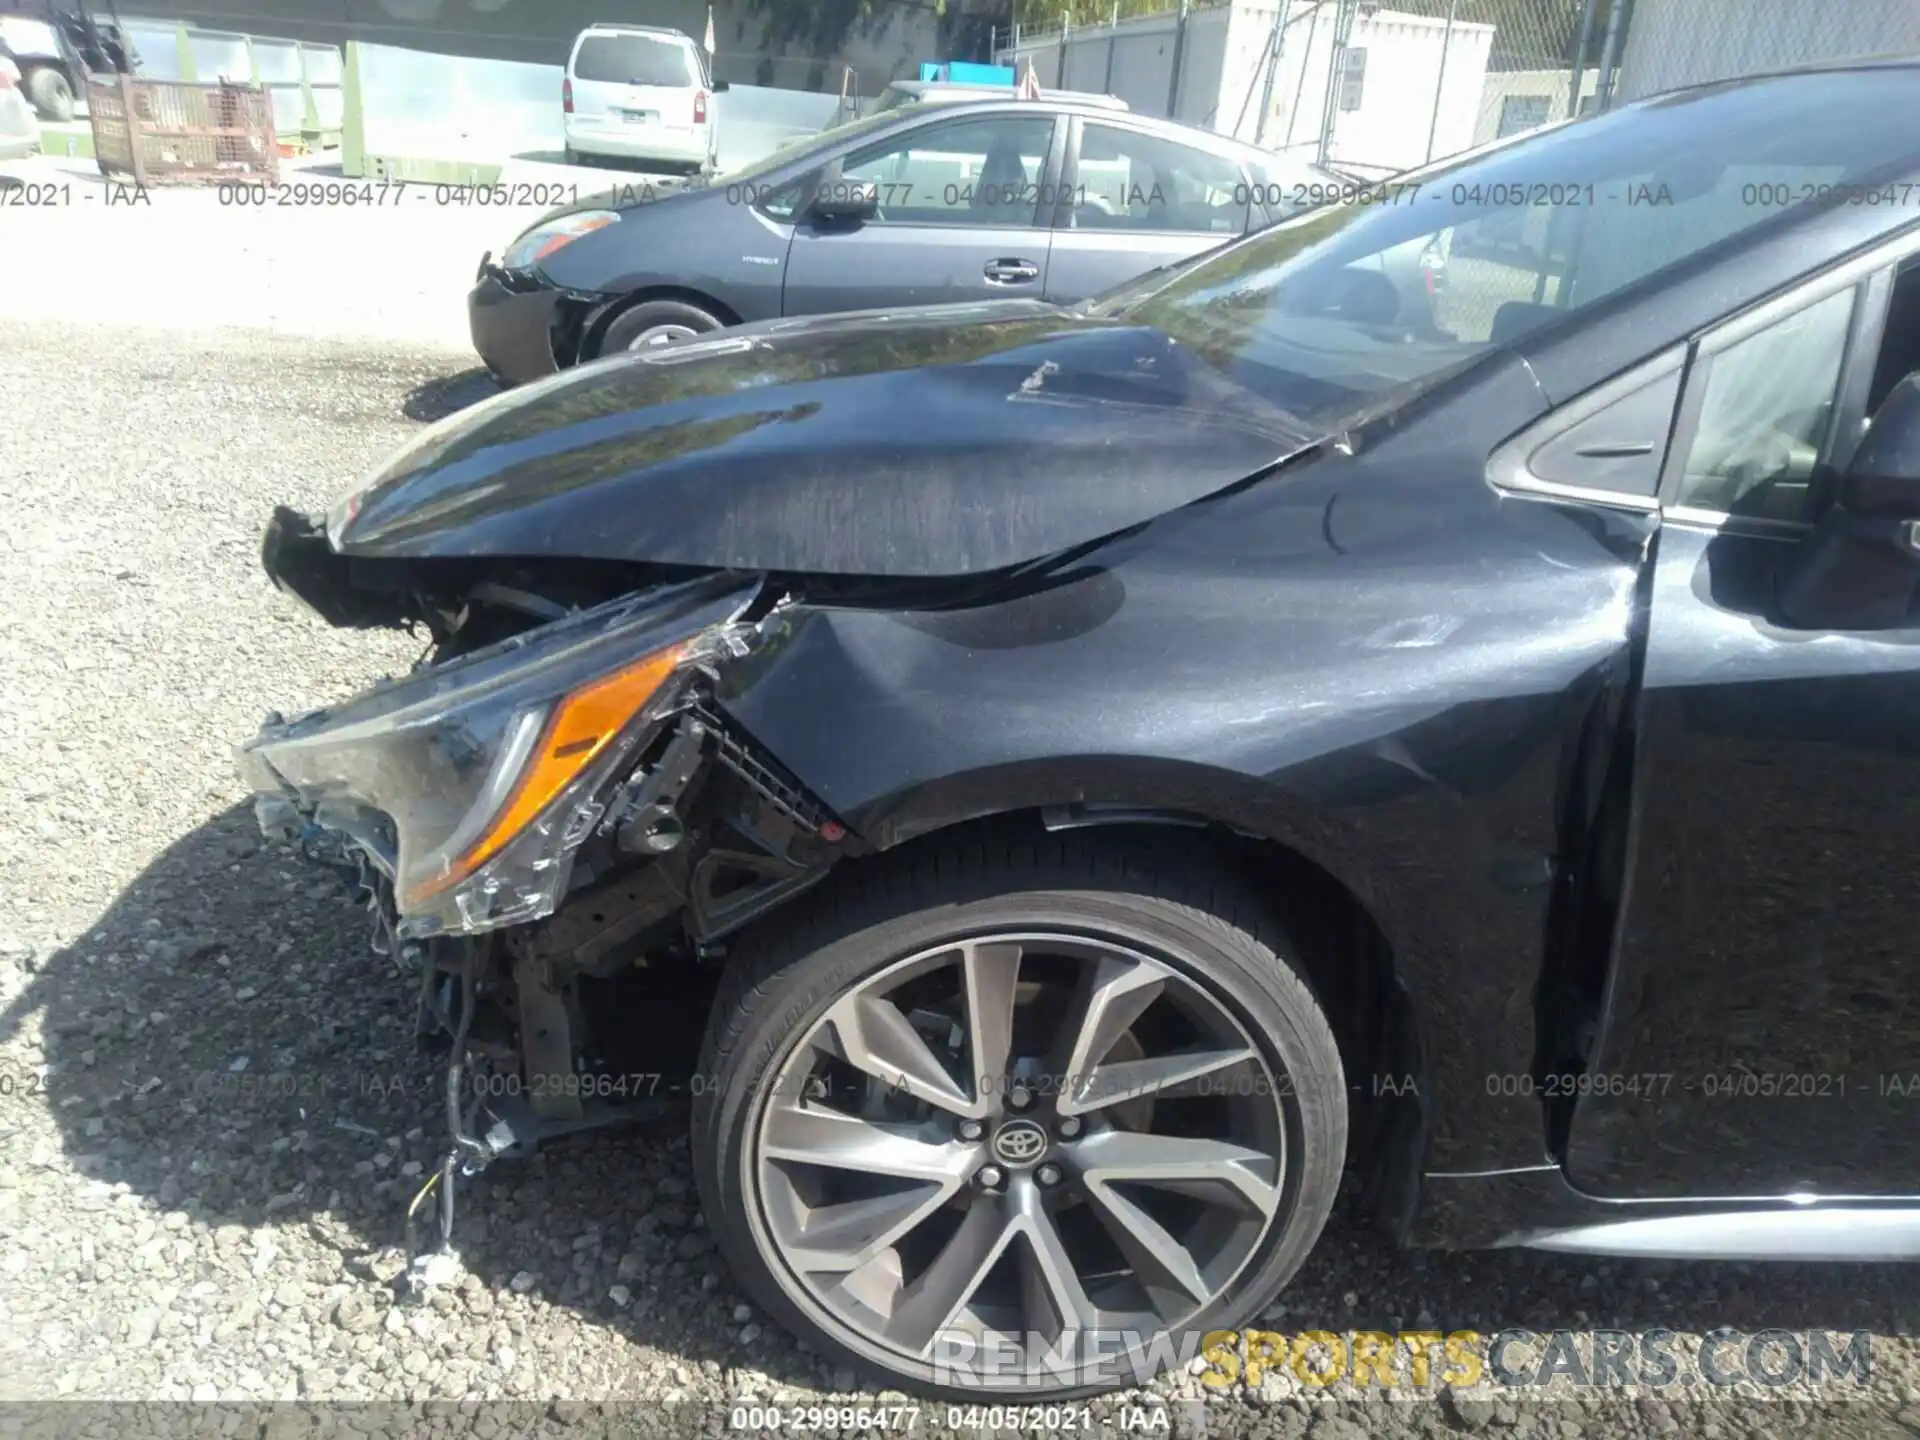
[0,156,548,348]
[5,321,1920,1439]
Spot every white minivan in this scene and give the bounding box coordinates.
[563,24,721,174]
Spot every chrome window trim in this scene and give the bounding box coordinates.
[1493,476,1661,514]
[1660,504,1810,539]
[1692,223,1920,358]
[1513,1206,1920,1260]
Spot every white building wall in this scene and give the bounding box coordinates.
[1257,0,1340,159]
[1324,10,1492,173]
[1004,2,1492,174]
[1472,66,1600,149]
[1172,10,1233,126]
[1615,0,1920,101]
[1214,0,1283,142]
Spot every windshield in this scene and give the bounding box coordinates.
[1108,68,1920,429]
[713,106,903,185]
[574,35,695,88]
[874,85,1004,113]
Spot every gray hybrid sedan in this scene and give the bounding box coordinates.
[470,96,1443,381]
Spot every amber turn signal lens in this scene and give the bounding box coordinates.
[532,212,614,262]
[402,642,685,906]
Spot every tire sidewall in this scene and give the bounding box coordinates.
[25,65,74,123]
[600,300,719,356]
[696,874,1347,1401]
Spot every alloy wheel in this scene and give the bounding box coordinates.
[627,323,700,349]
[743,931,1293,1381]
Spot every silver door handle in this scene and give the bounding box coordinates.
[984,259,1040,284]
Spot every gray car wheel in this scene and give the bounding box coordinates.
[598,298,721,356]
[693,831,1347,1399]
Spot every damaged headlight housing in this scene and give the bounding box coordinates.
[501,209,619,271]
[238,577,756,939]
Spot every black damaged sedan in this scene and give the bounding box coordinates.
[247,63,1920,1398]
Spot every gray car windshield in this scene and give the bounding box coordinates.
[1105,68,1920,428]
[713,107,904,185]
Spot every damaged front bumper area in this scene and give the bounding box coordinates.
[468,256,566,384]
[238,570,822,942]
[240,565,855,1287]
[468,253,641,382]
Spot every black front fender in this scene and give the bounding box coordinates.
[708,449,1647,1183]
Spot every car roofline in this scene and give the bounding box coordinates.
[726,96,1318,194]
[873,96,1282,149]
[873,97,1154,121]
[1624,53,1920,104]
[576,24,698,41]
[886,81,1129,107]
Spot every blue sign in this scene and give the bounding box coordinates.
[917,60,1017,84]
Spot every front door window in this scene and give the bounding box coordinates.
[839,115,1055,228]
[1674,285,1857,521]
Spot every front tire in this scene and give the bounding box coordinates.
[693,830,1347,1400]
[597,298,721,355]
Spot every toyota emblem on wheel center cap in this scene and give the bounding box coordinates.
[991,1119,1048,1166]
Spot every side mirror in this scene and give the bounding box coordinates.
[1777,375,1920,630]
[712,79,731,93]
[1837,373,1920,514]
[808,174,879,224]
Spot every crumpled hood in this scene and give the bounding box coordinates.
[331,300,1320,578]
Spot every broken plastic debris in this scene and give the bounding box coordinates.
[332,1118,379,1138]
[407,1249,463,1289]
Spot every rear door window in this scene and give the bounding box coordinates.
[573,35,695,88]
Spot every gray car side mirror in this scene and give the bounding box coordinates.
[808,176,880,224]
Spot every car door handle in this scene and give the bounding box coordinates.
[984,258,1041,285]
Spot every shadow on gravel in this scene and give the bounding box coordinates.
[403,368,503,425]
[0,805,825,1394]
[4,809,1918,1416]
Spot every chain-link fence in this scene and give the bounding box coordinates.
[999,0,1920,176]
[993,0,1231,116]
[1608,0,1920,103]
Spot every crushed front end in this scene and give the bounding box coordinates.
[240,529,852,1290]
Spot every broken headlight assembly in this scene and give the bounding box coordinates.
[500,209,619,271]
[237,575,759,939]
